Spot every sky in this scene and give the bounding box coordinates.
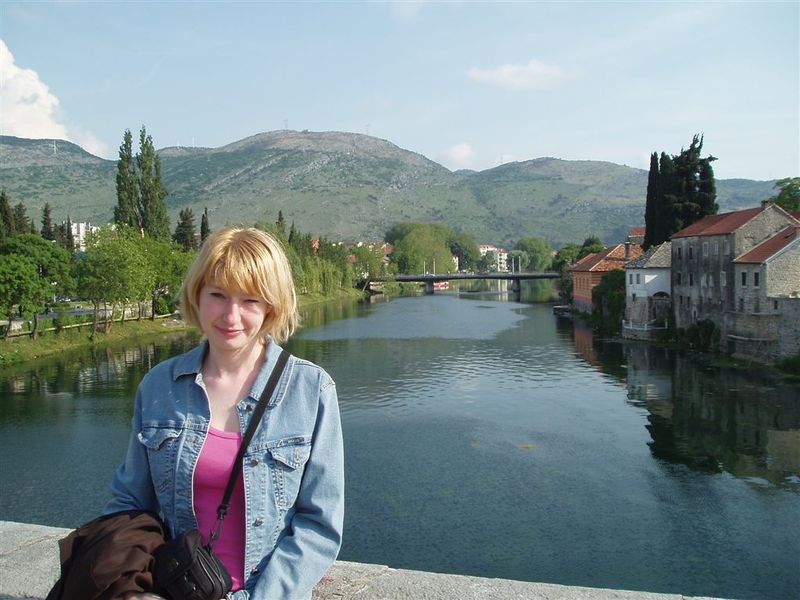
[0,1,797,181]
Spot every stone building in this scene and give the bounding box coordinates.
[622,242,671,340]
[670,202,799,360]
[727,225,800,362]
[670,202,798,332]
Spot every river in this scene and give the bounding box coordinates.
[1,288,798,599]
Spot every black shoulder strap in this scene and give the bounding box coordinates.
[210,348,290,544]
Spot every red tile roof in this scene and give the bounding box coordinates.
[570,243,644,272]
[629,226,645,236]
[671,206,764,238]
[734,226,800,263]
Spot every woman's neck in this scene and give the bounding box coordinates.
[203,339,266,379]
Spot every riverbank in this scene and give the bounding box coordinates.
[0,520,722,600]
[0,288,366,368]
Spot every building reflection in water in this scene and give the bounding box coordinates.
[569,318,800,488]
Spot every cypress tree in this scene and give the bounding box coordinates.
[136,126,170,241]
[114,129,140,229]
[41,202,55,241]
[173,207,198,251]
[200,207,210,243]
[0,191,14,242]
[13,202,31,234]
[643,152,660,250]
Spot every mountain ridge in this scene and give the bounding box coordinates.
[0,131,777,246]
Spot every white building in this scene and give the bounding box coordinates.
[623,242,672,340]
[478,244,509,272]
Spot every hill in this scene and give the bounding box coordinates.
[0,132,778,246]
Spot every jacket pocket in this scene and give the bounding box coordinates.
[266,437,311,509]
[138,425,182,493]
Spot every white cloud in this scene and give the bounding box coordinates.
[440,142,475,170]
[467,59,565,91]
[0,39,108,156]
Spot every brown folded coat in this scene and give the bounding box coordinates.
[46,510,166,600]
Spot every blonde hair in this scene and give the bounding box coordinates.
[180,226,300,344]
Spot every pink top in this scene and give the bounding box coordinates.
[194,427,246,590]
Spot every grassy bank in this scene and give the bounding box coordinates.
[0,288,366,369]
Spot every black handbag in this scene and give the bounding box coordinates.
[153,349,291,600]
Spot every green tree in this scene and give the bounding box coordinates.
[55,217,75,252]
[0,253,47,339]
[644,135,717,247]
[515,236,552,271]
[40,202,55,241]
[200,207,210,243]
[136,126,170,241]
[767,177,800,212]
[12,202,32,234]
[173,207,198,251]
[450,232,480,270]
[591,269,626,335]
[552,243,581,304]
[391,225,454,274]
[1,233,73,295]
[76,226,138,334]
[114,128,140,229]
[643,152,661,250]
[1,233,74,339]
[0,191,15,242]
[578,236,604,260]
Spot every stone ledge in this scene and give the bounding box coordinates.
[0,521,722,600]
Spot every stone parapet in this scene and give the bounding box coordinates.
[0,521,722,600]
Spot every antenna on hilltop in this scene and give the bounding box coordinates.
[365,124,370,136]
[53,140,57,155]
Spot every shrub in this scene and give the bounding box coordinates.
[776,353,800,376]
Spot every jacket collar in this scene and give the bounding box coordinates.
[171,338,289,405]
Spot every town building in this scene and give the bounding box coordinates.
[478,244,509,272]
[570,242,643,313]
[68,221,98,251]
[670,202,799,333]
[622,241,672,340]
[728,224,800,361]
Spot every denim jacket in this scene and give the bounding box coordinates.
[104,340,344,600]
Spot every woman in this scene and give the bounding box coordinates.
[106,226,345,599]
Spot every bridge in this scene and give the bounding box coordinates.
[369,271,560,294]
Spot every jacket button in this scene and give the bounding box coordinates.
[250,458,259,466]
[245,404,253,412]
[250,567,260,576]
[253,518,263,526]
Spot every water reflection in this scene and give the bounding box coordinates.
[563,321,800,490]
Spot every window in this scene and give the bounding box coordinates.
[709,274,714,288]
[774,300,779,310]
[721,271,726,287]
[689,273,694,286]
[629,273,633,284]
[754,298,760,313]
[714,241,719,255]
[677,246,682,259]
[677,272,682,285]
[703,242,709,256]
[632,293,637,303]
[724,239,731,255]
[754,272,760,287]
[636,273,641,284]
[739,297,744,312]
[689,246,694,259]
[741,272,747,287]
